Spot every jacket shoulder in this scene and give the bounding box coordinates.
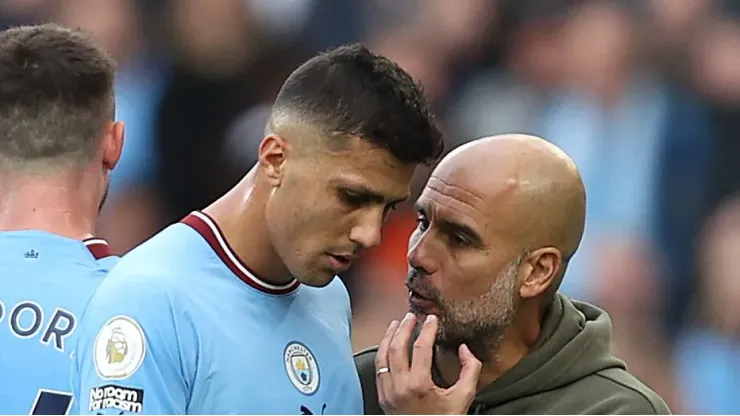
[591,368,672,415]
[353,346,384,415]
[354,346,379,370]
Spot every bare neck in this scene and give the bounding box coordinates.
[435,306,542,391]
[203,168,293,285]
[0,169,101,240]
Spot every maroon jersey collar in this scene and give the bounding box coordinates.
[82,237,114,260]
[180,211,300,295]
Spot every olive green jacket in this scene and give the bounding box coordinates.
[354,294,671,414]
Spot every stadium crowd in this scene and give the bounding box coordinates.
[2,0,740,413]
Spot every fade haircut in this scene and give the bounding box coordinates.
[267,43,444,165]
[0,24,116,170]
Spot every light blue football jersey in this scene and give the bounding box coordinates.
[0,231,117,415]
[72,211,363,415]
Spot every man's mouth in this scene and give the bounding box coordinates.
[326,253,356,272]
[407,287,438,313]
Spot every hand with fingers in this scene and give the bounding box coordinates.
[374,312,482,415]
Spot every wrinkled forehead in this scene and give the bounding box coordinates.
[416,176,487,226]
[416,170,525,238]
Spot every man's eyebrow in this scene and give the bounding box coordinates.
[414,201,484,246]
[440,219,483,246]
[342,183,408,205]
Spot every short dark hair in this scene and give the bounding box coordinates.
[269,43,444,165]
[0,24,116,168]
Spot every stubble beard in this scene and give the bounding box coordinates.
[408,258,521,364]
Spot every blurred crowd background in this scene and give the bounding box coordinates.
[3,0,740,413]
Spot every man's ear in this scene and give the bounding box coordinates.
[102,121,124,171]
[518,247,562,300]
[258,134,289,187]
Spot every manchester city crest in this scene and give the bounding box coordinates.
[284,341,320,395]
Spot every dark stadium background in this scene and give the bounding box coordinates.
[3,0,740,413]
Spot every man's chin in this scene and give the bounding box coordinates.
[409,310,446,347]
[408,301,441,318]
[408,308,427,319]
[296,271,336,288]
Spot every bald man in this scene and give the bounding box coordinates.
[354,135,671,415]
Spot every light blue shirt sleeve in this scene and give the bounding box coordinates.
[72,276,196,415]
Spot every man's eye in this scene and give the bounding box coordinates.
[383,203,398,221]
[340,190,365,206]
[450,233,469,246]
[416,215,429,231]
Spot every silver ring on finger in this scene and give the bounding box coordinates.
[376,367,390,376]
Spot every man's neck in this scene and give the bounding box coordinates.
[434,308,543,391]
[203,169,293,286]
[0,170,99,240]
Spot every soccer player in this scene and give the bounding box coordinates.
[0,24,123,415]
[72,44,444,415]
[355,134,670,414]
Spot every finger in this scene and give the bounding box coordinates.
[408,314,438,390]
[449,344,482,400]
[375,320,400,406]
[375,319,400,374]
[387,312,416,380]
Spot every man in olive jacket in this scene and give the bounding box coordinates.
[354,134,670,415]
